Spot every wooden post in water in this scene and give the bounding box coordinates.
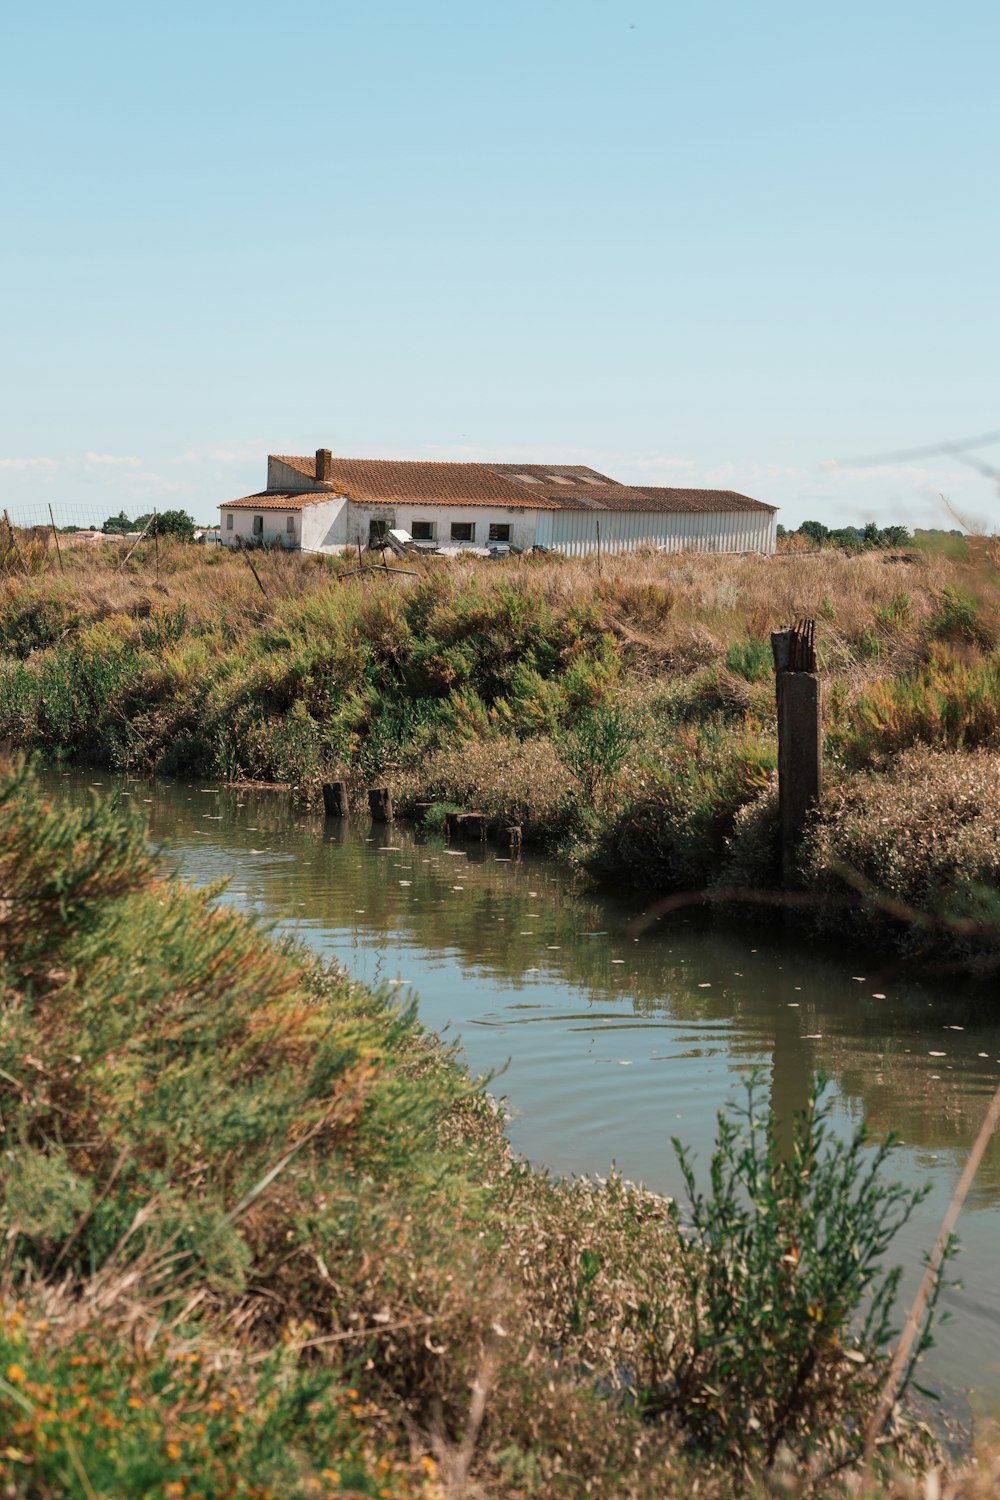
[322,781,348,817]
[771,619,822,885]
[368,787,393,822]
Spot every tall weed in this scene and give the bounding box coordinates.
[662,1074,945,1466]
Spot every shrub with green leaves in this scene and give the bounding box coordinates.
[660,1073,947,1467]
[724,637,773,682]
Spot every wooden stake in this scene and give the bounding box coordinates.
[48,504,65,574]
[116,513,156,573]
[153,509,159,581]
[2,511,31,578]
[596,518,602,576]
[237,540,269,599]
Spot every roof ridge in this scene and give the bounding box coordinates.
[269,453,615,471]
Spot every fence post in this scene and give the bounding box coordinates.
[771,619,822,885]
[2,511,31,578]
[48,505,65,575]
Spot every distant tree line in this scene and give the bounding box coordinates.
[55,511,198,540]
[99,510,197,541]
[776,519,913,550]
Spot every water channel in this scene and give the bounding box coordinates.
[45,770,1000,1412]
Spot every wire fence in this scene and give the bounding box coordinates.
[1,500,221,547]
[2,500,218,534]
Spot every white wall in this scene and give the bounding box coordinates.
[267,457,326,491]
[300,496,350,552]
[534,508,777,556]
[219,507,302,548]
[344,501,538,551]
[221,497,777,557]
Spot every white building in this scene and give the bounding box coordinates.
[219,451,778,556]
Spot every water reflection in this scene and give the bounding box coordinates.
[45,773,1000,1402]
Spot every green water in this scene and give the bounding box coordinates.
[46,771,1000,1409]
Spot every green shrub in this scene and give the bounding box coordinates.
[836,646,1000,766]
[873,590,912,631]
[929,585,997,649]
[661,1073,945,1466]
[581,723,777,891]
[559,702,634,806]
[724,638,773,682]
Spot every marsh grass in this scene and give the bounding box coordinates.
[799,747,1000,962]
[1,538,999,959]
[0,763,993,1496]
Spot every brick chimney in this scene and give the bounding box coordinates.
[315,448,332,482]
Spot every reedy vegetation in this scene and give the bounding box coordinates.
[0,763,980,1496]
[0,533,998,961]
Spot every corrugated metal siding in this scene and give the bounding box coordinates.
[539,509,776,556]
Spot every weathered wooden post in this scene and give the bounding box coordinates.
[322,781,348,817]
[2,511,31,578]
[771,618,822,885]
[444,810,462,840]
[48,504,65,575]
[368,787,394,822]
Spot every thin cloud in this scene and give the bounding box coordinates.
[0,456,58,472]
[83,452,142,468]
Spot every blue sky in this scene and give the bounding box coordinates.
[2,0,998,530]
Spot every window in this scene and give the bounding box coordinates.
[488,523,511,542]
[286,515,294,534]
[369,515,395,544]
[411,520,434,541]
[252,515,263,536]
[225,513,233,530]
[450,521,474,542]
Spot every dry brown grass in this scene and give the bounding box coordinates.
[799,746,1000,960]
[4,533,996,675]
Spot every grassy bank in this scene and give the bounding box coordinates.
[3,760,996,1496]
[0,537,998,965]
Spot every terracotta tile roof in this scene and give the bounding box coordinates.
[233,457,776,515]
[268,455,558,509]
[221,492,309,511]
[577,486,776,515]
